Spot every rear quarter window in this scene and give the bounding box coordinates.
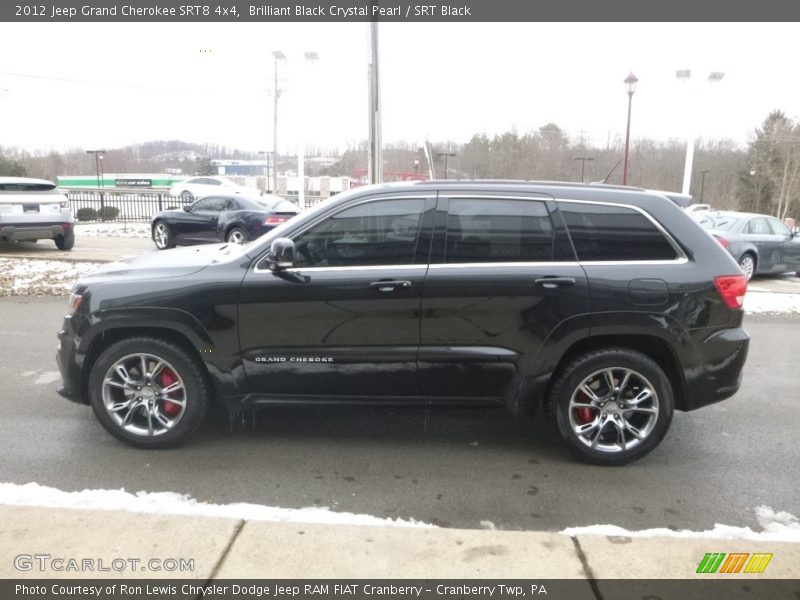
[559,201,679,262]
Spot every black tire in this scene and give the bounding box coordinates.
[152,221,175,250]
[54,229,75,251]
[738,253,756,280]
[226,226,248,244]
[549,348,674,465]
[181,191,194,202]
[88,337,210,449]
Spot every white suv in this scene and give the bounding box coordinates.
[0,177,75,250]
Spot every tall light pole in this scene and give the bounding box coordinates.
[574,156,594,182]
[622,72,638,186]
[86,149,106,188]
[437,151,457,179]
[677,70,724,195]
[698,169,710,203]
[271,50,285,195]
[368,22,382,184]
[298,51,318,209]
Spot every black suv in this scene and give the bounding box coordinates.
[56,182,750,464]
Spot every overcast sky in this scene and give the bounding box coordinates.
[0,22,798,154]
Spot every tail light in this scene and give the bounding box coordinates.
[714,275,747,309]
[712,234,730,249]
[265,215,290,225]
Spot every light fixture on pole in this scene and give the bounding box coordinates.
[85,149,106,188]
[622,72,638,186]
[677,69,725,195]
[271,50,286,195]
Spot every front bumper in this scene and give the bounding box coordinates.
[56,318,88,405]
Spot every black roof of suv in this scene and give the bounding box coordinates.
[56,181,749,464]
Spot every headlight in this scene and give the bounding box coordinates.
[67,293,83,315]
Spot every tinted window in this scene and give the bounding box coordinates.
[445,198,555,263]
[560,202,678,261]
[294,199,425,268]
[192,197,228,211]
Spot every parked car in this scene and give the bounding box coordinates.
[168,176,258,202]
[0,177,74,250]
[692,210,800,279]
[57,181,750,464]
[685,203,712,213]
[151,194,299,249]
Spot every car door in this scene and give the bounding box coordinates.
[418,194,590,403]
[743,217,780,272]
[183,197,226,243]
[237,194,435,400]
[768,217,800,271]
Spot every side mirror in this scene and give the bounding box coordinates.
[266,238,295,270]
[183,205,192,212]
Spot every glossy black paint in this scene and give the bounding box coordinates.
[150,195,299,246]
[58,181,749,417]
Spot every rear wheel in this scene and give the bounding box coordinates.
[549,348,673,465]
[738,253,756,280]
[226,227,248,244]
[88,337,210,449]
[181,191,193,202]
[54,229,74,250]
[152,221,174,250]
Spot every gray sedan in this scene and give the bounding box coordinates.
[693,211,800,279]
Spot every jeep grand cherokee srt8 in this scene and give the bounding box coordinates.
[56,182,749,464]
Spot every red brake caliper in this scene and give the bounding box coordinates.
[160,369,181,417]
[575,390,594,424]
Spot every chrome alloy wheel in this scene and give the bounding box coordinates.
[739,254,755,280]
[101,353,187,437]
[153,222,170,249]
[568,367,659,453]
[227,228,246,244]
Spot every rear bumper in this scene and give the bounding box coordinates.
[683,326,749,411]
[0,222,70,242]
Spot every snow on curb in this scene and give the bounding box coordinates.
[0,257,103,296]
[74,222,151,239]
[561,506,800,542]
[743,291,800,314]
[0,482,432,529]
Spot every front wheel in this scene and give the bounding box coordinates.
[549,349,674,465]
[180,191,194,202]
[88,337,210,448]
[152,221,175,250]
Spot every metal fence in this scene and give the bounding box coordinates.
[64,188,190,222]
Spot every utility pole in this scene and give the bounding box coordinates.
[699,169,710,203]
[86,149,106,188]
[573,156,594,182]
[367,21,382,184]
[272,50,285,195]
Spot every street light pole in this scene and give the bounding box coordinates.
[622,72,638,186]
[699,169,710,203]
[298,51,318,210]
[437,151,457,179]
[573,156,594,182]
[85,149,106,188]
[368,21,382,184]
[678,70,724,196]
[271,50,285,195]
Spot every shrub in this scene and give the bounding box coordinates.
[100,206,120,220]
[76,207,98,221]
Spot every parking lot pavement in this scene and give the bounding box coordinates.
[748,274,800,293]
[0,235,153,263]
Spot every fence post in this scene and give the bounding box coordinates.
[99,191,106,222]
[158,193,163,212]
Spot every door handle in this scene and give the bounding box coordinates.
[534,277,576,289]
[370,280,412,292]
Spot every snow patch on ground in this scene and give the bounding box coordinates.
[74,222,151,239]
[0,482,433,528]
[0,257,102,296]
[743,291,800,314]
[561,506,800,542]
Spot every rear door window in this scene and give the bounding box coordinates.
[559,201,679,262]
[444,198,556,263]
